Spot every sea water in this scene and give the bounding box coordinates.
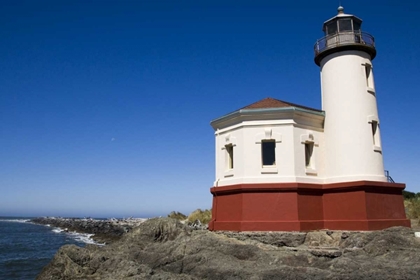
[0,217,97,280]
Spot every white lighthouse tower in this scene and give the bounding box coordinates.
[314,6,386,183]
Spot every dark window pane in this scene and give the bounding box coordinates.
[262,141,276,166]
[305,143,314,167]
[327,22,337,35]
[371,121,378,144]
[339,19,352,31]
[353,21,361,31]
[226,145,233,169]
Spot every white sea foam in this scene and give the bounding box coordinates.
[52,228,65,233]
[68,232,105,246]
[0,219,30,223]
[50,227,105,246]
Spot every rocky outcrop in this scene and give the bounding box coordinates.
[31,217,146,244]
[37,218,420,280]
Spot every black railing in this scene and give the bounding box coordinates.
[314,31,375,56]
[385,170,395,183]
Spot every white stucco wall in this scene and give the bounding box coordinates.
[212,109,325,187]
[320,50,386,183]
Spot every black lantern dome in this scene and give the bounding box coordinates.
[314,6,376,66]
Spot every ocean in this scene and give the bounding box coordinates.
[0,217,98,280]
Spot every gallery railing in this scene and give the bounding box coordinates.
[314,31,375,57]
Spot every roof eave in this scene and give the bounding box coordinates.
[210,107,325,130]
[322,14,363,31]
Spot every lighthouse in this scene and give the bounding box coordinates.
[208,7,410,231]
[314,6,386,183]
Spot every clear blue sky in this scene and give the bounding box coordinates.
[1,0,419,218]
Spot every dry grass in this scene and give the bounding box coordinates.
[187,209,212,224]
[167,211,187,221]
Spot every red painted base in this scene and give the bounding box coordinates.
[208,181,410,231]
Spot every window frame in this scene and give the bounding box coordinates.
[304,142,314,168]
[255,129,282,174]
[367,116,382,152]
[225,144,234,170]
[363,63,375,94]
[300,134,318,175]
[221,134,237,178]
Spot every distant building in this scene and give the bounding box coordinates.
[208,7,410,231]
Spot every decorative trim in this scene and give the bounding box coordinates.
[260,167,278,174]
[367,115,379,123]
[373,145,382,153]
[367,87,376,95]
[300,133,318,145]
[255,131,282,144]
[224,170,234,178]
[305,167,317,175]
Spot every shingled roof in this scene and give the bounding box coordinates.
[241,97,322,112]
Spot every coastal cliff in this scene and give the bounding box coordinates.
[36,218,420,280]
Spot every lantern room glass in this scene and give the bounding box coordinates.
[353,21,361,32]
[326,22,337,35]
[339,19,352,32]
[325,17,362,36]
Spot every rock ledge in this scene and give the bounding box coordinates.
[37,218,420,280]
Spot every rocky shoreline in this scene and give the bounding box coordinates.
[36,218,420,280]
[31,217,147,244]
[31,216,207,244]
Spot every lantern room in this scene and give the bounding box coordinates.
[314,6,376,65]
[323,6,362,35]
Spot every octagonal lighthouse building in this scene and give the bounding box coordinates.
[208,7,410,231]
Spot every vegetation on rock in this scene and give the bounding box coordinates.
[405,198,420,219]
[187,209,212,224]
[403,190,420,219]
[167,211,187,221]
